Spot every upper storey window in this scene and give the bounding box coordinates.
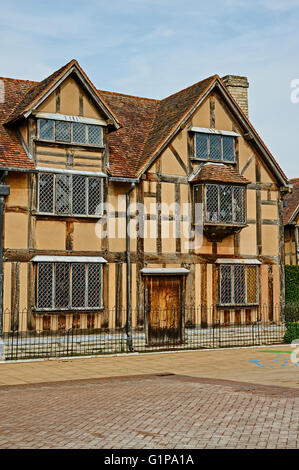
[192,128,238,163]
[38,118,103,147]
[38,173,103,217]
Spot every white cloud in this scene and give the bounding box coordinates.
[0,0,298,176]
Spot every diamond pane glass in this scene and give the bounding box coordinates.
[37,263,53,309]
[56,120,71,142]
[56,175,70,214]
[220,185,233,222]
[72,175,87,215]
[88,177,102,215]
[246,266,258,304]
[88,264,102,307]
[72,123,86,144]
[38,173,54,213]
[209,134,221,160]
[233,186,246,223]
[55,263,70,308]
[220,265,232,305]
[39,119,54,140]
[206,184,219,222]
[223,136,235,162]
[72,263,86,308]
[87,125,102,146]
[234,265,246,304]
[195,133,209,159]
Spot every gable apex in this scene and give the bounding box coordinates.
[5,60,121,131]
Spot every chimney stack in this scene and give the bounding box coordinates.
[221,75,249,117]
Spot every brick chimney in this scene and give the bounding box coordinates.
[221,75,249,117]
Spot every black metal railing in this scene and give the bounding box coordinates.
[0,305,298,361]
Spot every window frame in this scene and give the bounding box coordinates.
[218,264,259,307]
[194,132,236,163]
[37,172,104,218]
[38,118,104,147]
[203,183,246,225]
[35,261,104,312]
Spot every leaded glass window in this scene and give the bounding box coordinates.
[72,175,87,215]
[38,173,54,213]
[38,173,103,217]
[37,119,103,147]
[56,121,71,142]
[222,135,235,162]
[219,264,259,306]
[195,133,209,159]
[39,119,55,140]
[209,134,221,161]
[205,184,246,224]
[72,122,86,144]
[88,125,103,146]
[37,263,53,309]
[56,174,71,214]
[36,262,104,310]
[194,132,235,162]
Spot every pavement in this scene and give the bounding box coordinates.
[0,345,298,449]
[0,344,298,388]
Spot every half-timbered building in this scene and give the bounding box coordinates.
[0,60,291,344]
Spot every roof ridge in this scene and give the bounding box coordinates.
[161,74,220,102]
[99,88,160,102]
[0,76,38,84]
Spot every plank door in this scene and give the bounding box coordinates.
[145,275,183,346]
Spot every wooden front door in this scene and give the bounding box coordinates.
[145,275,183,346]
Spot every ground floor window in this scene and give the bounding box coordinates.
[219,264,259,306]
[36,261,103,310]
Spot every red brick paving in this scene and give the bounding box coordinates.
[0,375,298,449]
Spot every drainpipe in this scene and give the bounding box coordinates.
[0,171,10,337]
[126,182,135,352]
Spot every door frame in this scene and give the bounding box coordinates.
[142,268,188,346]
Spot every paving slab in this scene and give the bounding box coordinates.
[0,345,298,388]
[0,374,298,449]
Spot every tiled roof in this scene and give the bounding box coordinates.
[0,77,36,169]
[0,60,289,183]
[98,90,159,178]
[140,76,217,173]
[98,75,217,177]
[283,178,299,225]
[189,163,250,185]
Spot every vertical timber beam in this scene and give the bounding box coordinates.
[210,97,215,128]
[136,182,144,326]
[0,174,10,337]
[278,190,286,316]
[255,162,262,256]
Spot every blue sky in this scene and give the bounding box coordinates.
[0,0,298,177]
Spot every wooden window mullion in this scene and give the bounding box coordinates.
[85,264,89,308]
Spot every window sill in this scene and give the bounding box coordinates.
[33,308,105,314]
[35,138,105,151]
[191,158,236,165]
[32,211,104,220]
[216,304,259,309]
